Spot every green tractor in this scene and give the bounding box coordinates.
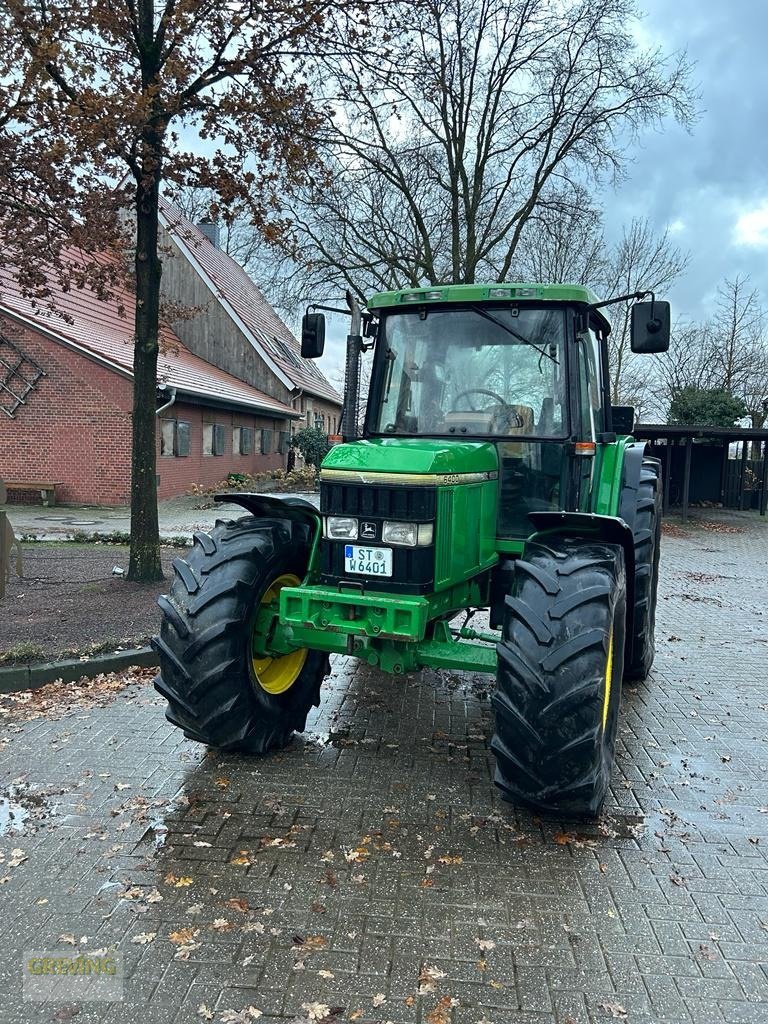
[154,283,669,816]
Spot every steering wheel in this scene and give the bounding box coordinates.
[452,387,523,424]
[452,387,508,410]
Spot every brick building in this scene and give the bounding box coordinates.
[0,263,302,504]
[0,201,341,506]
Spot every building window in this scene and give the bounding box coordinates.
[233,426,254,455]
[160,419,190,457]
[203,422,226,456]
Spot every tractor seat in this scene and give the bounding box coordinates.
[490,403,535,435]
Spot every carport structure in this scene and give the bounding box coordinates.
[634,424,768,521]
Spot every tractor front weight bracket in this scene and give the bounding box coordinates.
[278,589,500,676]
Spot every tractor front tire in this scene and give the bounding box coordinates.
[624,458,662,680]
[491,537,626,817]
[153,516,329,755]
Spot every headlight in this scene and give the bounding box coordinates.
[325,516,358,540]
[382,521,434,547]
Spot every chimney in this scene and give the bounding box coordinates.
[197,219,220,247]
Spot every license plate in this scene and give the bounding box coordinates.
[344,544,393,577]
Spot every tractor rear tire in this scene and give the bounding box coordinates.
[624,458,662,681]
[153,516,330,755]
[491,537,626,817]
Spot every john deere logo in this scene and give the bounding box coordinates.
[360,521,377,540]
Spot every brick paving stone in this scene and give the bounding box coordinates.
[1,510,767,1023]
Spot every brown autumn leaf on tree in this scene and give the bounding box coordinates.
[0,0,365,580]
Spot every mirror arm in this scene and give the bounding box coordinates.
[305,302,351,317]
[588,289,654,312]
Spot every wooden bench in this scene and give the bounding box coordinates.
[4,480,63,506]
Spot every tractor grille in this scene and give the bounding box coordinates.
[319,481,436,594]
[321,481,435,520]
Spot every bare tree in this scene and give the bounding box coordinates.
[599,219,689,411]
[515,212,689,417]
[264,0,694,306]
[653,321,714,415]
[512,189,608,287]
[708,276,768,428]
[654,276,768,429]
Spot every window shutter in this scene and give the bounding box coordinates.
[261,428,274,455]
[213,423,226,455]
[241,427,254,454]
[176,421,191,457]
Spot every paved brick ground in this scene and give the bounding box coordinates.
[1,512,767,1024]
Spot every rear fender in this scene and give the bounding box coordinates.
[617,441,648,532]
[526,511,636,656]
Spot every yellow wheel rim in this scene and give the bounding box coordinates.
[251,573,307,695]
[601,626,614,730]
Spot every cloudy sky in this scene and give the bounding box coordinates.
[315,0,767,383]
[598,0,768,319]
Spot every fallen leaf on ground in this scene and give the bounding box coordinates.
[418,965,447,994]
[213,918,233,932]
[553,831,575,845]
[426,996,457,1024]
[475,938,495,952]
[197,1006,213,1021]
[58,934,77,946]
[242,921,265,934]
[131,932,156,944]
[301,1003,331,1021]
[437,855,463,864]
[169,927,199,945]
[224,898,249,913]
[372,993,386,1006]
[164,873,193,887]
[598,1002,628,1019]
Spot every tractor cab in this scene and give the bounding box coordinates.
[363,285,608,540]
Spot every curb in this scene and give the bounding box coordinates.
[0,646,159,695]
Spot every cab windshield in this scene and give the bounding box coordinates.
[372,306,568,437]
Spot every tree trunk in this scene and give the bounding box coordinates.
[127,155,163,582]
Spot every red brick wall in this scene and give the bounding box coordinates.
[0,317,292,506]
[0,317,133,504]
[156,405,287,499]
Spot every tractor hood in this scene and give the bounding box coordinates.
[320,438,499,480]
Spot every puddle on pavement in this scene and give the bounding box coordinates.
[0,785,59,835]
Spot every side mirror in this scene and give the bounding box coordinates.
[611,405,635,434]
[631,300,670,354]
[301,312,325,359]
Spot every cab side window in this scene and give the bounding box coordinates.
[577,331,603,439]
